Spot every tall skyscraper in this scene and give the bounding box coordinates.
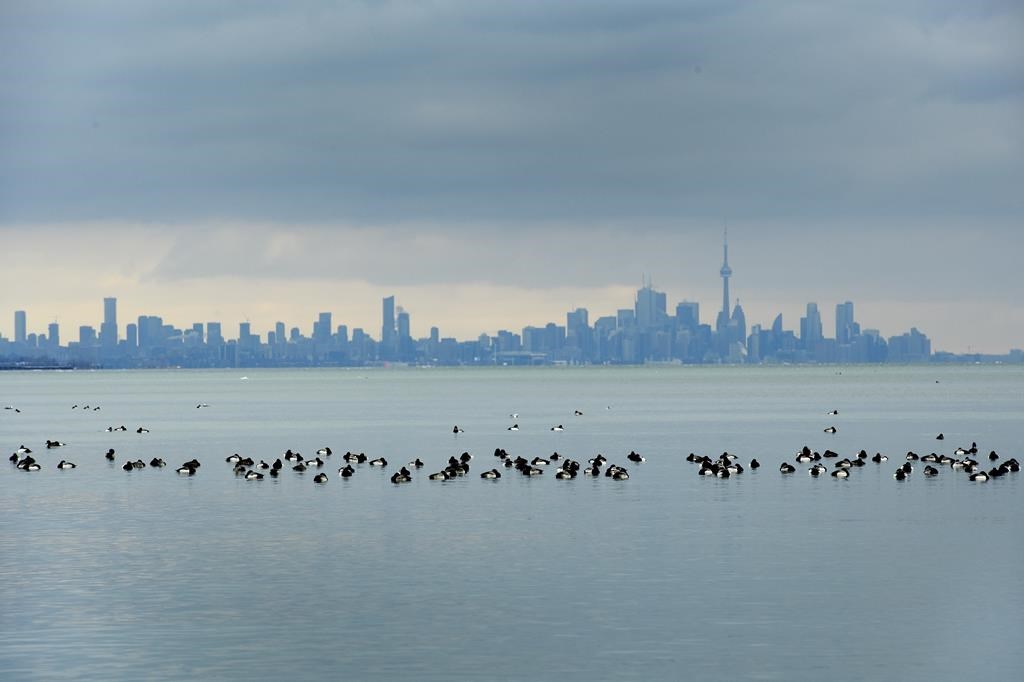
[315,312,332,342]
[635,282,666,330]
[14,310,26,343]
[100,297,118,348]
[275,322,286,345]
[836,301,855,344]
[381,296,396,358]
[48,322,60,348]
[801,303,823,348]
[717,229,732,333]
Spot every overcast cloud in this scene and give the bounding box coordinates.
[1,1,1022,352]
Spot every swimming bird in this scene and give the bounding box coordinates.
[176,464,196,475]
[57,460,76,469]
[508,424,519,431]
[830,468,849,479]
[923,466,939,476]
[122,461,134,471]
[626,451,645,463]
[936,433,944,440]
[429,471,449,481]
[314,473,328,484]
[136,427,150,434]
[226,454,242,463]
[306,457,324,468]
[453,425,464,434]
[871,453,888,463]
[17,445,31,454]
[969,471,988,482]
[779,462,796,474]
[574,410,583,416]
[196,403,210,409]
[809,463,827,476]
[824,426,837,434]
[292,463,307,472]
[46,440,66,448]
[827,409,838,415]
[245,470,264,480]
[409,458,425,468]
[23,462,41,471]
[750,458,760,469]
[480,468,501,479]
[105,449,116,461]
[551,425,564,431]
[150,458,166,467]
[894,469,907,480]
[369,457,388,467]
[316,447,332,456]
[338,465,355,477]
[390,470,412,484]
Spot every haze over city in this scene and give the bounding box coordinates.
[2,1,1021,353]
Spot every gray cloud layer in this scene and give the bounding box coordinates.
[2,1,1021,223]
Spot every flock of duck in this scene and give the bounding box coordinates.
[4,405,1019,486]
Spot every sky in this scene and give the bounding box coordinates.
[1,0,1022,353]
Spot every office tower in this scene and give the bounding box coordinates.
[48,322,59,348]
[801,303,823,348]
[430,327,439,345]
[275,322,286,345]
[397,309,411,359]
[676,301,699,331]
[635,282,666,330]
[191,323,204,344]
[101,297,118,347]
[730,301,746,344]
[126,323,137,348]
[381,296,396,358]
[239,322,251,341]
[616,309,635,328]
[314,312,332,342]
[336,325,349,346]
[836,301,855,344]
[79,325,96,345]
[206,322,223,346]
[717,229,732,333]
[14,310,26,343]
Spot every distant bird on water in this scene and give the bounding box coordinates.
[453,425,464,434]
[824,426,837,434]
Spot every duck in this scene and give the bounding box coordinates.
[306,457,324,468]
[429,471,449,481]
[226,454,242,463]
[409,458,425,468]
[390,471,412,484]
[369,457,388,467]
[871,453,887,463]
[136,427,150,434]
[57,460,76,469]
[283,450,302,462]
[827,409,838,415]
[923,466,939,476]
[809,463,827,476]
[626,451,645,463]
[779,462,796,474]
[531,457,550,466]
[46,440,66,448]
[894,469,907,480]
[936,433,944,440]
[507,424,519,431]
[150,458,166,467]
[316,447,332,456]
[338,465,355,477]
[749,458,760,469]
[292,463,307,472]
[245,470,264,480]
[122,461,134,471]
[23,462,41,471]
[823,426,837,434]
[480,468,501,479]
[16,445,32,454]
[969,471,988,482]
[196,403,210,409]
[177,464,197,475]
[313,473,328,484]
[555,469,576,480]
[133,460,146,469]
[453,425,464,434]
[574,410,583,416]
[830,468,850,479]
[105,449,116,461]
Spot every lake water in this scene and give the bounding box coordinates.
[1,366,1021,681]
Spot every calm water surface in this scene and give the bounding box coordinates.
[1,366,1021,681]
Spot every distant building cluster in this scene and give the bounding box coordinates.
[1,240,1019,368]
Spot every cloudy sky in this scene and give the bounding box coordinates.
[2,1,1021,352]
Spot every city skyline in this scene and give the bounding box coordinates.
[2,2,1021,354]
[2,236,1018,366]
